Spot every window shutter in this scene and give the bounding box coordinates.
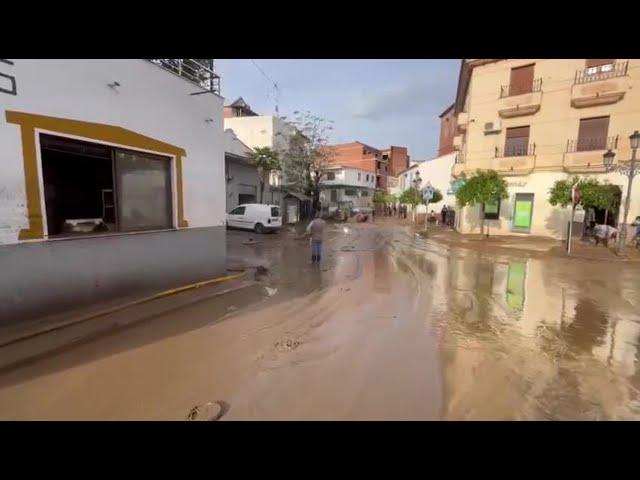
[577,116,609,151]
[504,126,530,156]
[586,59,614,68]
[506,126,530,139]
[509,65,534,95]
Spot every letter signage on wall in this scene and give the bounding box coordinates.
[0,59,17,96]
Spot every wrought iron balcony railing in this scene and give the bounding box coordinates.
[455,151,465,164]
[147,59,220,94]
[495,143,536,158]
[574,61,628,85]
[500,78,542,98]
[566,135,618,153]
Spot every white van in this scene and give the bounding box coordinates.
[226,204,282,233]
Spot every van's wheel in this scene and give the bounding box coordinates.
[254,223,265,234]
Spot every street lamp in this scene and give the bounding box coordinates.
[412,172,422,223]
[603,130,639,255]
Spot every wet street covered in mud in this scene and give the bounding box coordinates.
[1,220,640,420]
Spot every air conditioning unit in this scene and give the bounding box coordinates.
[484,120,501,134]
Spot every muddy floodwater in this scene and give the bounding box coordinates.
[0,221,639,420]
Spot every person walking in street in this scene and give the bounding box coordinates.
[306,212,327,263]
[441,205,448,225]
[632,216,640,246]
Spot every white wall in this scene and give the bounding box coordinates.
[223,115,296,154]
[414,152,457,207]
[224,128,253,157]
[458,170,632,239]
[0,59,225,245]
[321,167,376,189]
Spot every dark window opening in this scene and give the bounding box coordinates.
[345,188,357,196]
[326,172,336,180]
[41,133,173,238]
[238,194,256,205]
[483,199,501,220]
[330,189,338,202]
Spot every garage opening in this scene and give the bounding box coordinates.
[40,133,173,237]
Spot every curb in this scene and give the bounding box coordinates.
[0,271,247,349]
[423,232,640,263]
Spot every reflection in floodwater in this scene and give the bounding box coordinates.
[435,246,640,420]
[506,262,526,311]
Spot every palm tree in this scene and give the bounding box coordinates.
[248,147,280,204]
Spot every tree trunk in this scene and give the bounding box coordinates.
[259,180,264,204]
[480,208,485,236]
[604,209,608,226]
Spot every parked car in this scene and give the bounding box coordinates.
[226,204,282,234]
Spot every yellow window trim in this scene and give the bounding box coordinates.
[5,110,189,240]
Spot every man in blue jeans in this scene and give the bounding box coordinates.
[306,212,327,263]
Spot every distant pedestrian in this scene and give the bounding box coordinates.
[441,205,448,225]
[632,216,640,245]
[306,212,327,263]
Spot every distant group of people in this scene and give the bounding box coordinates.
[380,203,408,219]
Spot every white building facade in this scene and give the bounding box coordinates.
[0,59,226,323]
[319,166,375,210]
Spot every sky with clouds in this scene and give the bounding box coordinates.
[215,59,460,160]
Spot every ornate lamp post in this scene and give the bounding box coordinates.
[603,130,639,255]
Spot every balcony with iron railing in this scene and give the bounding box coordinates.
[498,79,543,118]
[452,151,466,176]
[495,143,536,158]
[574,61,628,85]
[571,62,629,108]
[147,59,220,95]
[500,78,543,98]
[563,136,619,173]
[493,143,536,174]
[566,136,618,153]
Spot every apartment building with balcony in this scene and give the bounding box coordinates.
[328,142,388,190]
[0,59,226,324]
[452,59,640,239]
[318,165,375,212]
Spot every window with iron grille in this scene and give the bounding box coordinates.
[504,126,531,157]
[326,172,336,180]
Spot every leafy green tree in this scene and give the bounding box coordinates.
[373,191,387,204]
[455,170,508,235]
[399,187,422,209]
[248,147,280,204]
[430,188,443,204]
